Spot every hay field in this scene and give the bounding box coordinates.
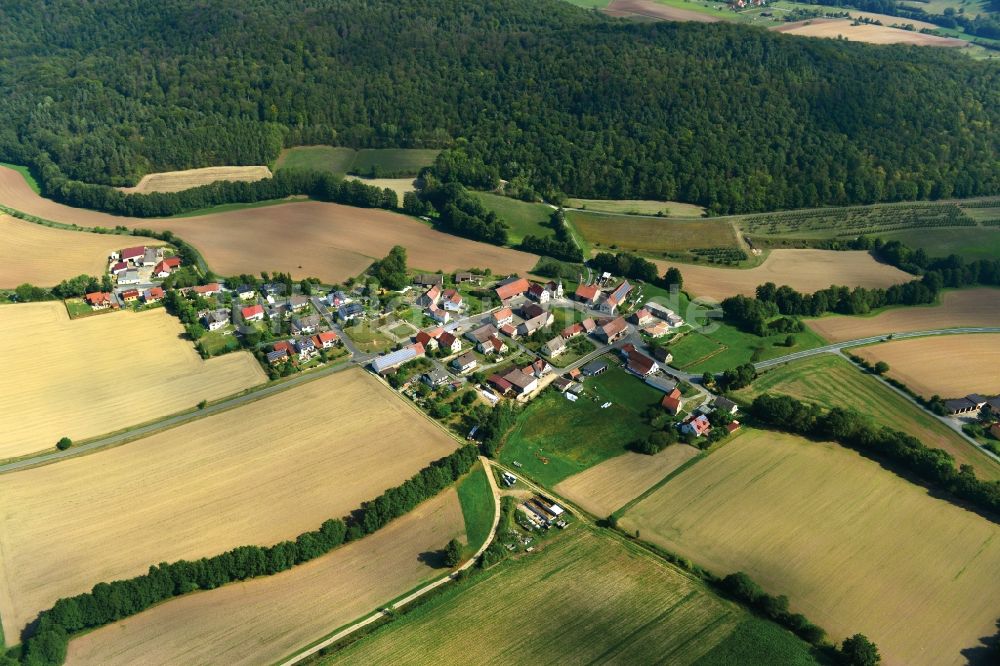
[853,334,1000,398]
[0,303,265,460]
[65,489,464,666]
[0,166,536,280]
[566,198,706,217]
[0,215,157,287]
[117,166,272,194]
[568,210,738,254]
[654,249,911,301]
[806,288,1000,342]
[621,429,1000,665]
[606,0,722,22]
[773,18,968,46]
[0,369,458,641]
[121,201,538,281]
[734,354,1000,480]
[555,445,701,517]
[327,527,817,665]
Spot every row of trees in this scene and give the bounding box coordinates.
[519,209,583,263]
[417,180,509,245]
[18,445,479,666]
[590,252,659,284]
[750,395,1000,518]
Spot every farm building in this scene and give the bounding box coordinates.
[599,281,632,314]
[945,395,988,415]
[417,285,441,307]
[488,374,514,394]
[621,345,659,377]
[414,273,444,287]
[120,246,146,263]
[561,323,584,339]
[582,360,608,376]
[371,343,424,374]
[500,323,517,337]
[118,270,140,285]
[574,283,600,304]
[454,271,476,284]
[595,317,629,344]
[495,276,531,302]
[503,368,538,396]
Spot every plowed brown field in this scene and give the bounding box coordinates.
[606,0,721,22]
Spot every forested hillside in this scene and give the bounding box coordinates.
[0,0,998,214]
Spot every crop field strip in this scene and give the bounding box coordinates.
[0,369,458,641]
[0,215,159,287]
[0,302,265,460]
[733,354,1000,480]
[852,333,1000,398]
[567,209,741,259]
[65,489,465,666]
[325,526,817,665]
[621,429,1000,665]
[274,146,440,177]
[116,166,272,194]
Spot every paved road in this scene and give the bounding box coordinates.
[753,327,1000,371]
[279,456,502,666]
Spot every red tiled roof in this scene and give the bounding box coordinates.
[488,374,513,392]
[85,291,110,305]
[662,396,682,414]
[495,277,530,301]
[500,323,517,336]
[144,287,165,300]
[575,283,600,301]
[727,421,741,433]
[600,317,628,338]
[242,304,264,318]
[163,257,181,268]
[439,331,458,348]
[493,307,513,322]
[273,340,294,354]
[121,246,145,259]
[195,282,221,294]
[317,331,339,343]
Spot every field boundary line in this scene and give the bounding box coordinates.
[277,456,501,666]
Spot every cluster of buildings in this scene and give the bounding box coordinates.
[85,245,184,312]
[266,330,340,366]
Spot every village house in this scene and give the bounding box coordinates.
[261,282,286,297]
[452,351,478,374]
[500,323,518,338]
[595,317,629,344]
[289,295,310,311]
[295,337,317,361]
[581,318,597,334]
[454,271,476,284]
[528,282,550,304]
[492,307,514,327]
[242,304,265,322]
[266,349,288,365]
[479,336,508,356]
[441,289,463,312]
[326,290,349,307]
[85,291,113,310]
[651,346,674,364]
[371,342,425,374]
[561,322,584,339]
[142,287,165,303]
[552,376,574,392]
[438,331,462,354]
[120,289,140,304]
[236,285,256,300]
[466,324,499,346]
[621,343,659,377]
[544,336,567,358]
[428,305,450,324]
[142,247,161,267]
[518,313,552,337]
[313,331,339,349]
[414,330,440,351]
[714,396,738,415]
[503,368,538,396]
[574,283,600,305]
[194,283,222,296]
[643,321,672,338]
[599,280,632,315]
[291,314,322,335]
[529,358,553,378]
[338,302,364,322]
[631,308,654,327]
[681,414,712,437]
[414,273,444,288]
[661,388,683,415]
[546,281,564,299]
[495,276,531,303]
[202,310,229,331]
[422,367,451,387]
[418,284,442,307]
[152,257,181,278]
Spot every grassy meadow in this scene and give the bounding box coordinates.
[471,192,555,245]
[274,146,438,177]
[456,462,495,554]
[324,527,819,665]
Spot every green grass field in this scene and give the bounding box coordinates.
[565,198,705,217]
[668,324,826,373]
[472,192,555,245]
[324,527,818,665]
[732,354,1000,481]
[274,146,438,177]
[567,210,740,262]
[456,462,495,554]
[499,364,662,486]
[879,226,1000,261]
[342,324,394,354]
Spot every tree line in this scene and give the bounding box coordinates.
[750,394,1000,520]
[414,180,509,246]
[519,209,583,263]
[15,445,479,666]
[0,0,997,216]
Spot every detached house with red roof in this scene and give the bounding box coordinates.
[441,289,463,312]
[85,291,113,310]
[574,283,600,304]
[494,276,530,302]
[492,307,514,327]
[438,331,462,354]
[595,317,629,344]
[314,331,340,349]
[143,287,165,303]
[242,304,265,322]
[153,257,181,278]
[681,414,711,437]
[661,388,683,415]
[194,283,222,296]
[621,343,659,377]
[418,284,442,308]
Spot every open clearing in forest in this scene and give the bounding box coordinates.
[852,334,1000,398]
[654,249,911,301]
[555,445,701,517]
[326,527,817,665]
[566,198,706,217]
[806,288,1000,341]
[65,489,465,666]
[621,429,1000,665]
[0,215,158,287]
[734,354,1000,480]
[605,0,723,21]
[773,18,969,46]
[344,176,419,203]
[0,369,458,642]
[568,210,739,258]
[0,166,536,280]
[0,303,265,460]
[117,166,272,194]
[274,146,439,177]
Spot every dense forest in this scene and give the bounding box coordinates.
[0,0,998,215]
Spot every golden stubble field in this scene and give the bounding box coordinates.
[0,166,538,282]
[773,18,968,47]
[853,334,1000,398]
[0,302,265,459]
[554,445,701,518]
[0,215,159,287]
[807,288,1000,341]
[65,489,465,666]
[654,249,912,301]
[117,166,272,194]
[621,429,1000,665]
[0,369,458,641]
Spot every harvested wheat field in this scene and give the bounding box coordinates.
[0,303,264,459]
[605,0,721,22]
[773,18,968,47]
[807,288,1000,342]
[0,165,537,280]
[621,429,1000,665]
[0,369,458,643]
[344,175,419,203]
[655,249,911,301]
[65,489,464,666]
[117,166,272,194]
[120,201,538,281]
[853,334,1000,398]
[555,445,701,518]
[0,215,158,287]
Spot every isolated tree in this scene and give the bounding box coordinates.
[444,538,463,567]
[371,245,408,291]
[663,266,683,289]
[56,437,72,451]
[840,634,880,666]
[873,361,890,375]
[701,371,715,388]
[784,334,796,347]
